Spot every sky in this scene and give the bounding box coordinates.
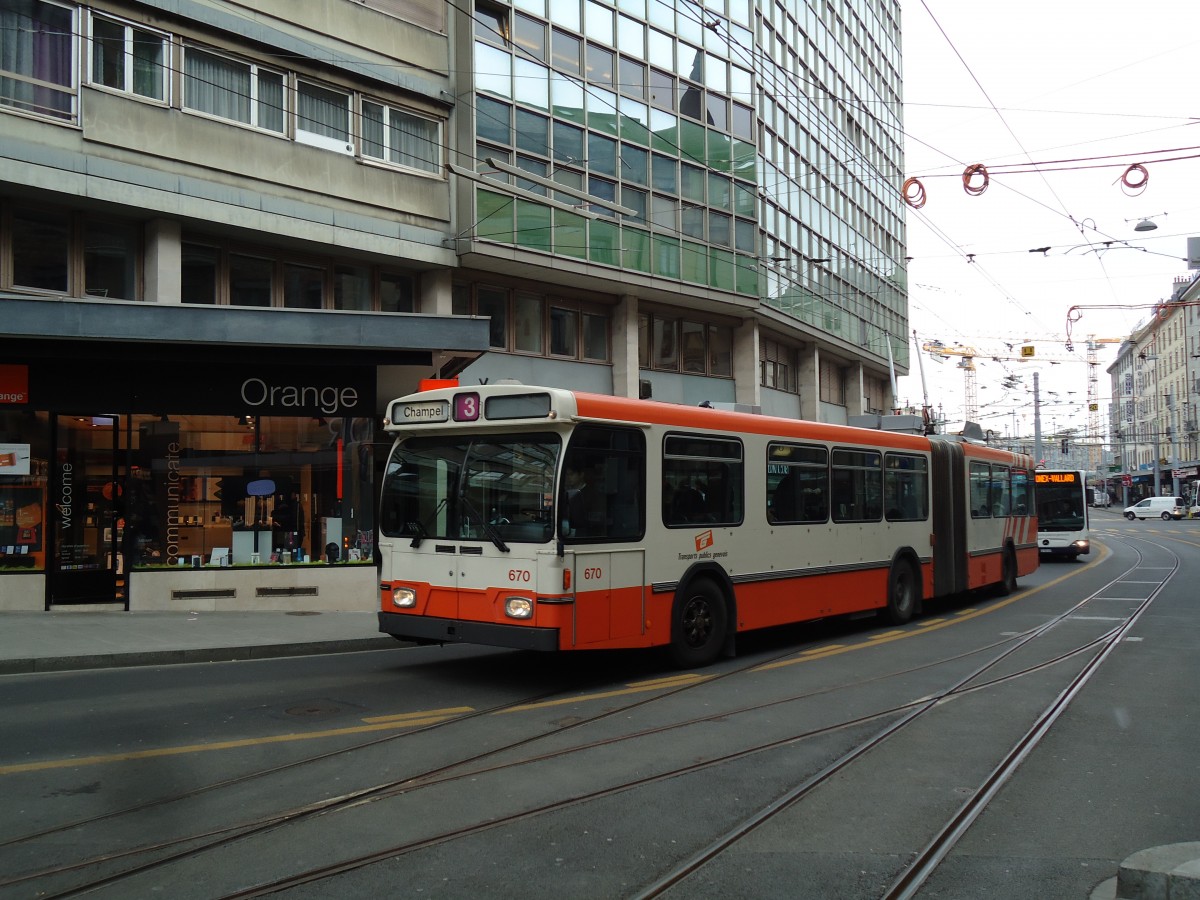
[894,0,1200,440]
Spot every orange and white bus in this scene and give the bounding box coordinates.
[377,383,1038,667]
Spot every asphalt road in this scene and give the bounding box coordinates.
[1,514,1197,899]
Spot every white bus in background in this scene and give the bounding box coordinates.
[1035,470,1090,560]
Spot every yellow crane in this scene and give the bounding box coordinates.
[921,340,979,423]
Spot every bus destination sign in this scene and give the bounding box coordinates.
[393,400,450,424]
[1035,472,1079,484]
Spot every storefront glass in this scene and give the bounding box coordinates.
[125,413,375,568]
[0,411,50,573]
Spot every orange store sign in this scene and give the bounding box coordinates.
[0,365,29,404]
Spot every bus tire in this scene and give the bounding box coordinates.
[884,560,919,625]
[669,579,728,669]
[997,547,1018,596]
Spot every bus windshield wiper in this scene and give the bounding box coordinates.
[458,489,510,553]
[407,496,447,548]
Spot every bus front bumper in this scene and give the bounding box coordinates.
[378,612,560,651]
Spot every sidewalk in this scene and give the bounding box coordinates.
[0,608,395,675]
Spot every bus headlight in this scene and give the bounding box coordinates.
[392,587,417,608]
[504,596,534,619]
[1072,540,1090,554]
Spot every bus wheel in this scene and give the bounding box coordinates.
[669,580,728,668]
[997,548,1018,596]
[884,561,918,625]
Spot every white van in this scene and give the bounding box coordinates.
[1123,496,1185,521]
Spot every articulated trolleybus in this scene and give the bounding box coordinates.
[1034,469,1090,559]
[377,384,1038,667]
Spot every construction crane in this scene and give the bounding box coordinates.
[921,340,979,423]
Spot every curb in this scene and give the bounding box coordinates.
[0,637,400,675]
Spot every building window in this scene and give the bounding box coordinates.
[296,80,352,153]
[84,221,138,300]
[761,337,798,393]
[639,312,732,376]
[90,13,168,101]
[2,206,140,299]
[10,208,69,292]
[459,285,609,362]
[362,101,441,173]
[184,46,285,133]
[819,358,846,405]
[283,263,324,309]
[0,0,75,122]
[181,239,413,310]
[229,254,273,307]
[514,292,544,353]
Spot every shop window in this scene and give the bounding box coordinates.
[125,414,375,568]
[12,208,69,292]
[184,47,285,133]
[362,101,441,174]
[296,80,352,153]
[90,13,168,101]
[0,412,50,573]
[0,0,76,122]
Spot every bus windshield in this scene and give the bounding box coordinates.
[379,433,560,545]
[1036,479,1086,531]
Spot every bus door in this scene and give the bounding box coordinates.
[929,440,968,596]
[49,414,126,606]
[570,548,645,645]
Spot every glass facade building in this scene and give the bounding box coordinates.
[461,0,908,379]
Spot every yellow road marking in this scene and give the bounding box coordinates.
[499,674,715,713]
[4,544,1113,775]
[0,715,463,776]
[362,706,474,724]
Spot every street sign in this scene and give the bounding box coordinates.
[1172,469,1185,478]
[1122,475,1132,486]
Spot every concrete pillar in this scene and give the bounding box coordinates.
[420,269,454,315]
[611,294,640,398]
[733,318,760,408]
[145,219,181,304]
[799,344,820,421]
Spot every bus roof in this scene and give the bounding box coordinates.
[384,383,1032,464]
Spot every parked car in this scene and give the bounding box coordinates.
[1123,496,1185,521]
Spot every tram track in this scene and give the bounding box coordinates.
[4,540,1174,899]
